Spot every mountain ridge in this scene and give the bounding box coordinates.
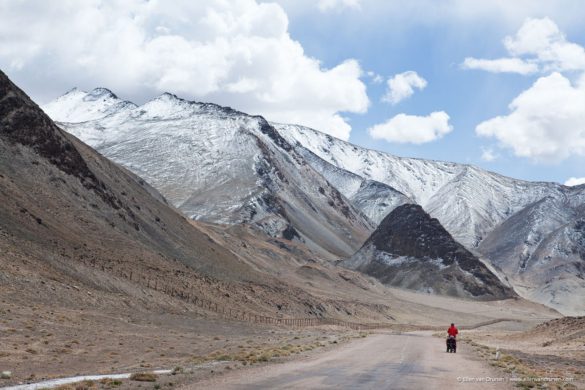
[44,87,374,259]
[274,122,578,248]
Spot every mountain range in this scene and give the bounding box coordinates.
[42,87,585,315]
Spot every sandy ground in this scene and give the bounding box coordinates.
[0,298,362,386]
[179,331,513,390]
[464,322,585,389]
[7,325,582,390]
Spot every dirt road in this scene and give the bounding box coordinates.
[182,331,511,389]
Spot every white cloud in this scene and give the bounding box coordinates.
[504,17,585,72]
[461,57,538,75]
[565,177,585,186]
[480,147,498,162]
[383,71,427,105]
[462,18,585,75]
[469,18,585,164]
[0,0,368,141]
[476,72,585,162]
[317,0,361,12]
[368,111,452,144]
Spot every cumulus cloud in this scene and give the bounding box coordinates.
[317,0,361,12]
[382,71,427,105]
[565,177,585,186]
[461,57,538,75]
[462,18,585,74]
[0,0,368,140]
[476,72,585,162]
[504,17,585,72]
[470,18,585,163]
[368,111,452,144]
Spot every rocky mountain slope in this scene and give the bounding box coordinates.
[479,193,585,315]
[0,69,267,303]
[43,89,373,258]
[344,204,515,300]
[0,69,399,325]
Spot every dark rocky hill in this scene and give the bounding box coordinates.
[345,204,515,300]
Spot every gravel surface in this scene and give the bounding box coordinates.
[180,331,512,389]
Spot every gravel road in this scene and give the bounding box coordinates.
[181,331,511,389]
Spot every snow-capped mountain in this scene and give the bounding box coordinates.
[345,204,515,300]
[43,87,137,122]
[43,88,585,313]
[275,123,570,249]
[43,88,373,259]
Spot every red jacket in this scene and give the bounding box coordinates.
[448,325,459,337]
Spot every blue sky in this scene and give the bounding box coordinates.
[278,1,585,184]
[1,0,585,185]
